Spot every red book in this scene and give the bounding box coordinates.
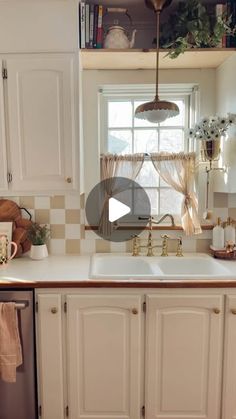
[96,5,103,49]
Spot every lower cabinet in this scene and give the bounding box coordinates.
[146,295,223,419]
[222,295,236,419]
[35,290,235,419]
[67,295,142,419]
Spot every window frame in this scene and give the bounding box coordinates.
[99,84,199,220]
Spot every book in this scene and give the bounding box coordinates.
[93,5,99,48]
[85,3,90,48]
[89,4,95,49]
[96,4,103,49]
[80,2,86,49]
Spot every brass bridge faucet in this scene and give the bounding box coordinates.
[131,214,183,257]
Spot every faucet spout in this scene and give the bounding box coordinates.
[153,213,175,227]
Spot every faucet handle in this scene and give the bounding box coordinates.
[161,234,170,240]
[131,234,140,256]
[176,236,183,257]
[160,234,169,257]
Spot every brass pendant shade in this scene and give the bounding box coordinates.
[135,0,179,124]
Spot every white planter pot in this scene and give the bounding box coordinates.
[30,244,48,260]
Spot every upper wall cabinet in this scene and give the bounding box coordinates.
[1,54,79,193]
[0,2,78,53]
[0,72,8,191]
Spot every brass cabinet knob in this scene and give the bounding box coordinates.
[132,308,138,315]
[231,309,236,315]
[213,308,220,314]
[66,177,72,183]
[51,307,58,314]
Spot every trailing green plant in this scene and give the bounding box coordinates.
[27,222,50,246]
[159,0,236,59]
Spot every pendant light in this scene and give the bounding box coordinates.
[135,0,179,123]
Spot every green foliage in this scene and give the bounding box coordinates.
[159,0,236,59]
[28,222,50,245]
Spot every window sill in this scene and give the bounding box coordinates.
[85,224,213,231]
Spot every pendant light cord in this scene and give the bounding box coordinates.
[155,9,160,101]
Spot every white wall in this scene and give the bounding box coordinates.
[214,54,236,193]
[82,68,216,198]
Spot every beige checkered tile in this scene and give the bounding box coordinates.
[196,239,212,253]
[51,224,65,239]
[66,209,80,224]
[35,209,50,224]
[19,196,35,209]
[50,195,65,209]
[66,239,80,254]
[213,192,228,208]
[228,208,236,220]
[3,190,233,256]
[95,239,111,253]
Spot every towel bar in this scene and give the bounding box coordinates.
[0,301,29,310]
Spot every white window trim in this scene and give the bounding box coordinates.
[99,83,199,154]
[99,84,199,221]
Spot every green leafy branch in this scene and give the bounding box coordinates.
[159,0,236,59]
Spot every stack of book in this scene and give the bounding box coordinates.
[215,1,236,48]
[79,2,104,49]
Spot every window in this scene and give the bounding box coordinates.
[100,85,197,217]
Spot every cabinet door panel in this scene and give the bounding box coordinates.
[0,61,8,191]
[6,55,76,191]
[67,294,142,419]
[222,295,236,419]
[146,295,223,419]
[36,294,64,419]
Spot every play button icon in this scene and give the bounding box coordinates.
[85,176,151,242]
[108,198,131,222]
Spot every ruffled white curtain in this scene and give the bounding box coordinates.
[98,153,144,238]
[151,152,202,236]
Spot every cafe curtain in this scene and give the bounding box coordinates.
[98,153,145,238]
[151,152,202,236]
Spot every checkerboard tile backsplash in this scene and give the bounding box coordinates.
[1,192,235,255]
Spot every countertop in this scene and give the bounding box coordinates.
[1,254,236,288]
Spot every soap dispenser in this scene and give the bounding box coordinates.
[224,217,235,246]
[212,217,224,250]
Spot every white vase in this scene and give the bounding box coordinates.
[30,244,48,260]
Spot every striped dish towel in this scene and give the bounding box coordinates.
[0,302,22,383]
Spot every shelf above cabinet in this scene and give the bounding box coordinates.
[81,48,236,70]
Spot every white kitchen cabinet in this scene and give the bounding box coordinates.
[222,295,236,419]
[36,294,65,419]
[2,54,78,192]
[0,71,8,191]
[146,294,224,419]
[66,294,142,419]
[36,290,231,419]
[0,2,78,53]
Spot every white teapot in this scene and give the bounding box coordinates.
[104,25,137,49]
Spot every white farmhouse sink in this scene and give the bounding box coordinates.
[90,254,162,279]
[154,255,230,278]
[90,253,231,280]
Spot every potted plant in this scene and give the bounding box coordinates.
[27,222,50,260]
[159,0,236,59]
